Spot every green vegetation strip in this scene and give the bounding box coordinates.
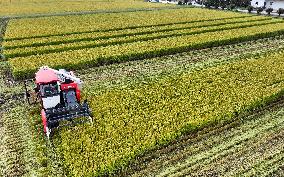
[4,15,257,48]
[4,18,278,58]
[9,22,284,79]
[53,50,284,176]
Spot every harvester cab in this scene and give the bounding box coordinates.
[24,66,93,139]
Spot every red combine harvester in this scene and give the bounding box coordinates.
[24,66,92,139]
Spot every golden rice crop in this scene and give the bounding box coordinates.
[9,21,284,79]
[0,0,171,16]
[54,50,284,176]
[5,8,246,39]
[4,17,277,58]
[4,15,257,48]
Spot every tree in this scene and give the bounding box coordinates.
[229,0,250,7]
[277,8,284,16]
[227,3,236,10]
[204,0,214,8]
[256,7,263,14]
[247,5,253,13]
[220,0,228,9]
[266,8,273,15]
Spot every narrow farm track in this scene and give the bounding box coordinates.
[0,18,8,38]
[122,98,284,177]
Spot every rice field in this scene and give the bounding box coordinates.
[4,8,284,79]
[0,0,172,16]
[1,3,284,177]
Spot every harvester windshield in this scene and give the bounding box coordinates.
[40,82,59,97]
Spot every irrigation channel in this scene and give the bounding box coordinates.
[1,35,284,176]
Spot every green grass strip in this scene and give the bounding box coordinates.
[4,18,278,58]
[53,49,284,176]
[9,22,284,80]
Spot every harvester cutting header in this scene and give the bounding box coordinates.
[24,66,92,139]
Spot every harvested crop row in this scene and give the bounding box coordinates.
[5,8,246,39]
[53,50,284,176]
[0,61,65,177]
[0,102,66,177]
[239,149,284,177]
[4,15,257,48]
[4,18,279,58]
[9,22,284,79]
[165,122,284,177]
[129,105,284,177]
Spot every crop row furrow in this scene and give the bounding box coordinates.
[4,15,261,49]
[185,129,284,177]
[159,117,284,177]
[241,149,284,177]
[147,106,278,176]
[4,18,279,59]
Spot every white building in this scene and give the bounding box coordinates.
[251,0,284,9]
[158,0,180,4]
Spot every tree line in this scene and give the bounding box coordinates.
[199,0,251,9]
